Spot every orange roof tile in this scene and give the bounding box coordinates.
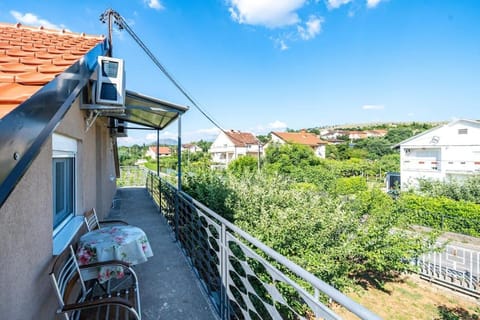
[0,22,104,119]
[149,146,172,155]
[272,130,327,146]
[224,130,259,147]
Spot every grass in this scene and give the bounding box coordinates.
[333,275,480,319]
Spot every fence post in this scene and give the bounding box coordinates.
[220,222,228,320]
[174,188,179,242]
[159,175,162,214]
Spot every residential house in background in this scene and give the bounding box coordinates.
[320,129,349,140]
[321,128,387,141]
[365,129,388,138]
[182,143,201,153]
[0,22,187,319]
[396,119,480,189]
[270,130,328,158]
[146,145,172,159]
[209,130,261,167]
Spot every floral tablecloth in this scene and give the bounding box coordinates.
[77,225,153,283]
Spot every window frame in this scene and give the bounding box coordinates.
[52,156,75,228]
[52,134,78,235]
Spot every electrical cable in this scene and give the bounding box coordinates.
[102,9,226,133]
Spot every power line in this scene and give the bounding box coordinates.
[101,9,225,133]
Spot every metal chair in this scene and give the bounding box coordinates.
[84,208,129,232]
[49,245,141,320]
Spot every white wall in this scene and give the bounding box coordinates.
[400,120,480,189]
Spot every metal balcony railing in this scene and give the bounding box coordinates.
[136,168,381,320]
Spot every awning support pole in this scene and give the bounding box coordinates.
[174,116,182,242]
[177,116,182,192]
[157,128,161,213]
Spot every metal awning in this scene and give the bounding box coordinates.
[112,90,188,129]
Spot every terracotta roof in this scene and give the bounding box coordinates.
[0,22,104,119]
[224,130,259,147]
[272,130,327,146]
[149,146,171,155]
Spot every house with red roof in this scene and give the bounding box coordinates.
[209,130,261,167]
[270,130,328,158]
[0,22,187,319]
[146,145,172,159]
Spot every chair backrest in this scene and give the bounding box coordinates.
[84,208,100,231]
[49,246,87,319]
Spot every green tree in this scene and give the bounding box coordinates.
[225,173,435,290]
[354,137,393,160]
[256,134,271,144]
[196,140,213,152]
[227,155,258,176]
[264,143,320,174]
[384,128,414,144]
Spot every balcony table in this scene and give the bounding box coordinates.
[77,225,153,283]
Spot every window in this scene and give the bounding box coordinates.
[458,128,468,134]
[52,134,77,230]
[53,157,75,228]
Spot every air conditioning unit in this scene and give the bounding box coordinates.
[95,56,126,106]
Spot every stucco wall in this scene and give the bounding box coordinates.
[0,98,117,319]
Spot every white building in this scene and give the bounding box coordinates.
[182,143,202,153]
[396,119,480,189]
[209,130,261,167]
[270,130,327,158]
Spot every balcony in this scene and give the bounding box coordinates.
[110,167,380,319]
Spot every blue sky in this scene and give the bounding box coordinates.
[2,0,479,145]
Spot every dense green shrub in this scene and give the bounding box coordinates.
[227,155,259,177]
[418,175,480,204]
[334,176,368,195]
[221,172,433,290]
[182,170,236,222]
[397,193,480,236]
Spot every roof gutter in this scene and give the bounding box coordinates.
[0,41,108,209]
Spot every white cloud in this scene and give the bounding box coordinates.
[272,37,290,50]
[268,120,288,129]
[297,15,324,40]
[279,39,289,50]
[194,127,221,135]
[228,0,307,28]
[326,0,352,10]
[362,104,385,110]
[144,0,164,10]
[117,136,145,146]
[181,127,221,143]
[366,0,382,9]
[145,133,157,141]
[10,11,64,30]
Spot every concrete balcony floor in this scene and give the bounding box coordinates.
[106,187,217,320]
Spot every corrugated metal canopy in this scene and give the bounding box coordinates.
[113,90,188,129]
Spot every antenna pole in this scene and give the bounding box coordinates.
[107,12,113,57]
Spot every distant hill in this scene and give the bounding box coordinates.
[317,121,446,130]
[150,138,177,146]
